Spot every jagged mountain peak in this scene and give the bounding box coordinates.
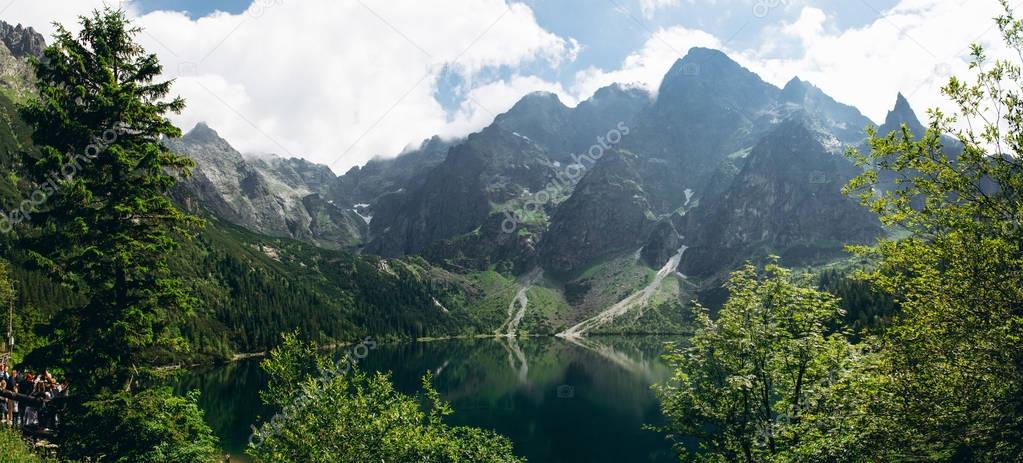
[182,122,228,144]
[676,46,734,67]
[0,20,45,59]
[775,76,873,143]
[780,76,811,99]
[894,92,911,110]
[881,92,926,136]
[591,82,649,100]
[660,47,762,89]
[504,91,569,115]
[657,47,777,105]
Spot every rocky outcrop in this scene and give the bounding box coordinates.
[641,218,683,268]
[167,123,366,248]
[0,21,43,100]
[679,118,882,277]
[0,22,44,59]
[539,150,656,274]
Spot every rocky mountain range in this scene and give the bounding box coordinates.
[165,123,368,249]
[0,18,935,338]
[170,46,926,307]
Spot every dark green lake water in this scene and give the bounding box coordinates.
[175,336,681,463]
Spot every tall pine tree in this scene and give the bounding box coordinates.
[20,7,200,395]
[17,8,220,462]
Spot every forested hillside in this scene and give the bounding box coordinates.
[0,83,506,366]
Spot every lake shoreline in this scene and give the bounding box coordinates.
[162,332,689,371]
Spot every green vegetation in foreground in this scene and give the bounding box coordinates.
[246,333,523,463]
[658,4,1023,460]
[0,426,53,463]
[658,260,855,461]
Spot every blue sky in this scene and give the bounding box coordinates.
[132,0,253,18]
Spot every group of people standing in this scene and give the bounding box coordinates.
[0,362,68,430]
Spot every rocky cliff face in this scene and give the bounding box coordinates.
[679,118,882,277]
[167,123,367,248]
[539,150,655,274]
[0,21,44,59]
[0,21,44,100]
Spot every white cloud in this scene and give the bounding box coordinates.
[3,0,1005,173]
[574,0,1004,126]
[639,0,682,18]
[4,0,578,173]
[445,74,577,135]
[741,0,1005,123]
[571,27,723,99]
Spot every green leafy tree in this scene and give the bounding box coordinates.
[62,388,221,463]
[247,333,524,463]
[835,2,1023,460]
[19,7,201,395]
[16,8,219,461]
[657,260,856,462]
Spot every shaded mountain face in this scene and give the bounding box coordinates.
[334,135,455,207]
[679,119,883,277]
[365,88,650,259]
[166,123,367,248]
[539,150,655,274]
[365,124,563,257]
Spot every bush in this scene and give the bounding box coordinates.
[0,426,53,463]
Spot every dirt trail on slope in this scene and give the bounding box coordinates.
[557,245,686,338]
[496,268,543,337]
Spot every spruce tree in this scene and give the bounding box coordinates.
[20,7,200,395]
[18,8,219,462]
